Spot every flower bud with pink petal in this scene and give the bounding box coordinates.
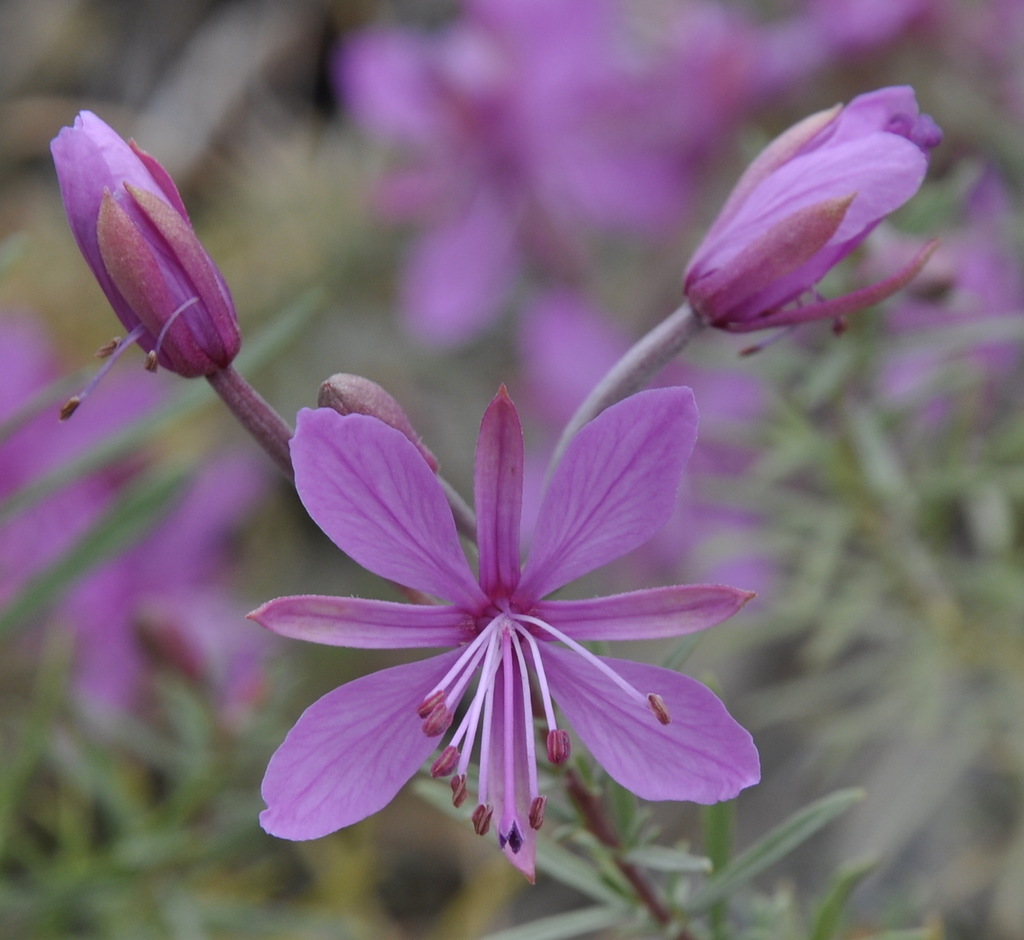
[683,86,941,334]
[51,111,240,378]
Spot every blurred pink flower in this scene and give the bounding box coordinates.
[339,0,691,344]
[0,314,271,725]
[51,111,240,392]
[806,0,940,54]
[877,169,1024,421]
[0,315,161,609]
[66,452,272,722]
[251,388,758,879]
[683,86,941,334]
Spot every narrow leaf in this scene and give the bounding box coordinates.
[481,906,625,940]
[688,788,864,913]
[809,856,878,940]
[622,846,712,874]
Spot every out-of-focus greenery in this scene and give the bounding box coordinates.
[2,0,1023,938]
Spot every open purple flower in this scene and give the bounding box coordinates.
[683,86,941,333]
[251,386,759,879]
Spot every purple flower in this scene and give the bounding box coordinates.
[0,314,270,724]
[877,169,1024,421]
[683,86,941,333]
[0,314,163,610]
[251,386,759,879]
[339,0,690,344]
[51,112,240,385]
[67,452,272,720]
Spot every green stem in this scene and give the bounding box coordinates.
[549,302,703,472]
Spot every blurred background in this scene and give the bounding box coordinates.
[1,0,1023,937]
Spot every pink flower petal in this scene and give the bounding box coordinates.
[250,594,472,649]
[400,190,519,346]
[543,648,760,803]
[338,29,445,144]
[692,133,926,275]
[475,388,525,598]
[536,584,754,642]
[260,650,462,840]
[291,408,486,611]
[516,387,698,601]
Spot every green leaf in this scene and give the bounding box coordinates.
[0,465,188,637]
[480,906,625,940]
[808,856,878,940]
[621,846,711,874]
[687,788,864,914]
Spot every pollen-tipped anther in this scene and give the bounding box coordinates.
[547,728,571,764]
[648,692,671,725]
[431,745,460,777]
[472,803,493,836]
[450,774,468,808]
[529,796,546,831]
[60,397,81,421]
[416,689,446,718]
[421,702,453,736]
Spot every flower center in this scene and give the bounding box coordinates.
[415,602,670,855]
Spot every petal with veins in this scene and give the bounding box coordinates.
[544,648,760,803]
[261,649,462,840]
[518,387,698,601]
[536,583,754,642]
[291,408,486,611]
[250,595,472,649]
[475,388,525,598]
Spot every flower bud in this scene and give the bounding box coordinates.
[51,111,241,378]
[683,86,941,334]
[317,373,439,471]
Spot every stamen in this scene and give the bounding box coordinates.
[450,774,468,808]
[739,325,797,356]
[153,296,199,357]
[547,729,571,764]
[647,692,671,725]
[514,625,559,731]
[60,325,148,421]
[510,631,539,799]
[144,350,158,372]
[96,336,122,357]
[472,803,493,836]
[431,745,460,777]
[516,612,650,711]
[419,618,499,724]
[421,701,453,737]
[453,634,502,779]
[416,689,446,719]
[529,796,546,831]
[476,654,499,807]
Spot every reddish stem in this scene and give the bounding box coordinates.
[565,770,697,940]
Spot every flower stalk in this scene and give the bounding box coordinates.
[206,367,294,481]
[550,301,703,471]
